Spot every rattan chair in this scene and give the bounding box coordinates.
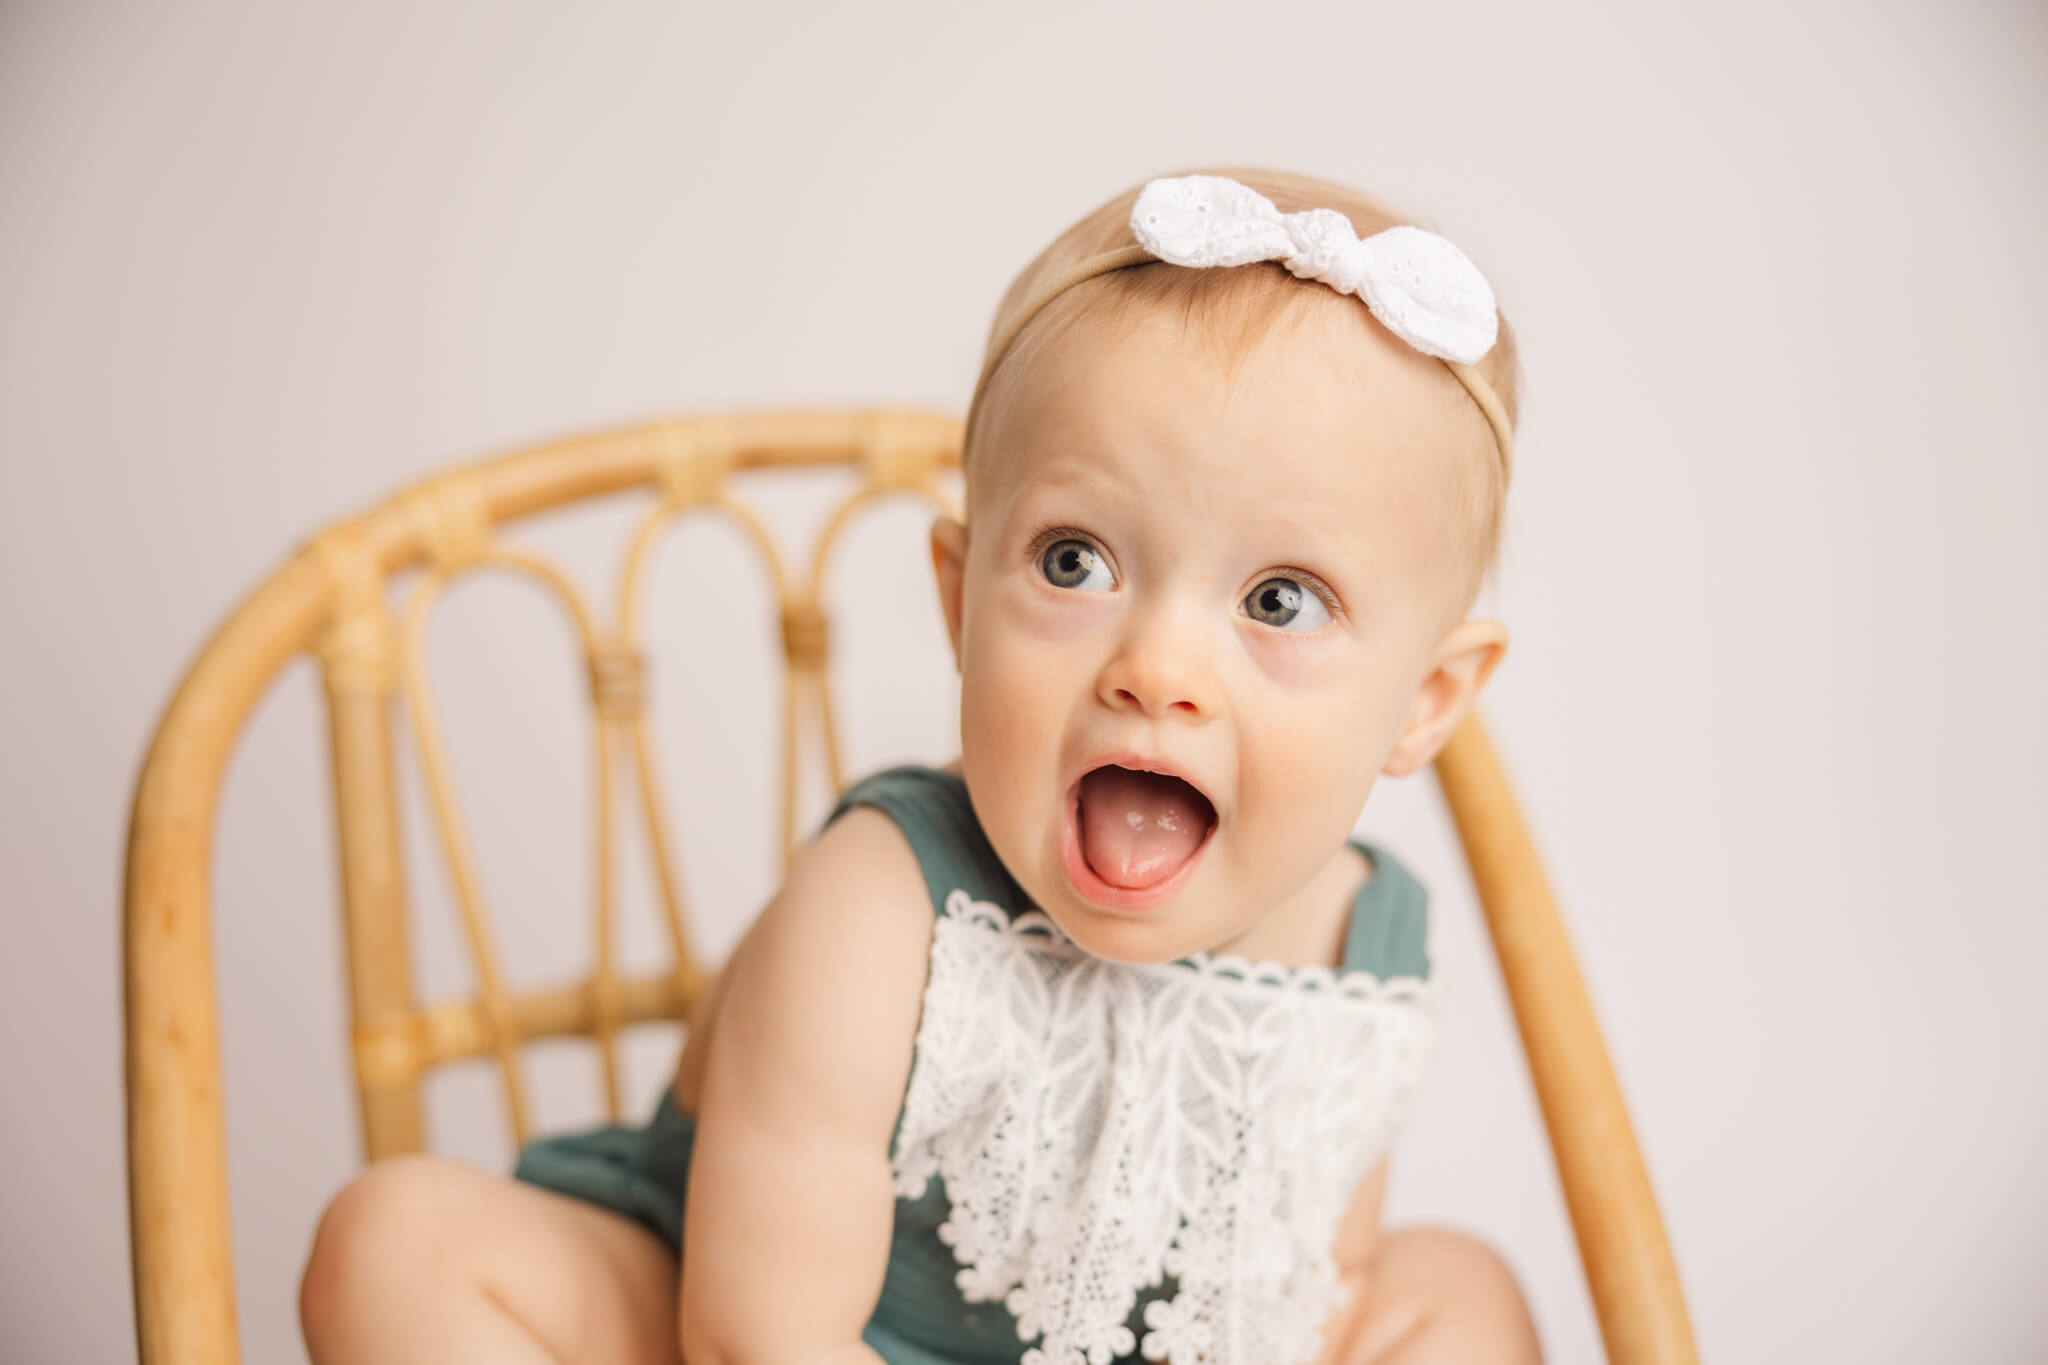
[122,409,1698,1364]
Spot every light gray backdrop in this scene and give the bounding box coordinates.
[3,2,2043,1362]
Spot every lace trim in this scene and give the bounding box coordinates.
[890,889,1438,1365]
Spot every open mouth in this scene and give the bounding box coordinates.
[1063,762,1219,909]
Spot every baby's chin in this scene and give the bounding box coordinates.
[1038,904,1211,965]
[1016,864,1236,966]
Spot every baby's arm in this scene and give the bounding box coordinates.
[678,805,936,1365]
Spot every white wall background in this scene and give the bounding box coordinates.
[4,2,2044,1361]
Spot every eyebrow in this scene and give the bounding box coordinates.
[993,446,1133,518]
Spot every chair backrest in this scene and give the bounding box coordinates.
[122,410,1698,1365]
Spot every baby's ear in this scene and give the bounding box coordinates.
[1382,619,1509,778]
[929,516,969,672]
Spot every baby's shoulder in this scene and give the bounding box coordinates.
[743,797,935,980]
[821,763,1032,922]
[725,763,984,990]
[706,790,938,1086]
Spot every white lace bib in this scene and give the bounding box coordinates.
[888,888,1439,1365]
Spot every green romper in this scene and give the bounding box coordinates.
[514,764,1432,1365]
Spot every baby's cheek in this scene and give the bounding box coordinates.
[968,590,1090,711]
[957,653,1067,901]
[1243,693,1386,826]
[1001,581,1114,647]
[961,620,1064,774]
[1237,625,1356,694]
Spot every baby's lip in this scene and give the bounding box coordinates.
[1066,750,1218,816]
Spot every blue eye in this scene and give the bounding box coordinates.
[1040,538,1115,591]
[1244,577,1332,631]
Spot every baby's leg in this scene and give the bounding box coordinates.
[1334,1227,1543,1365]
[299,1153,682,1365]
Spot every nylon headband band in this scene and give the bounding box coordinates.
[967,244,1515,486]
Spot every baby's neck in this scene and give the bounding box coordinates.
[1204,842,1370,968]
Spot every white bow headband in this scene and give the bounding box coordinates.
[970,173,1513,481]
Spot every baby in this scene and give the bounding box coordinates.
[298,167,1542,1365]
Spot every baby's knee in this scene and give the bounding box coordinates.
[1385,1226,1526,1299]
[298,1154,481,1339]
[1357,1227,1541,1363]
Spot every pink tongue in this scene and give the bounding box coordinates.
[1078,767,1212,889]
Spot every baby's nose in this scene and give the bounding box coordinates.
[1096,616,1217,721]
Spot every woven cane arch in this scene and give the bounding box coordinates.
[318,414,954,1152]
[122,409,1696,1365]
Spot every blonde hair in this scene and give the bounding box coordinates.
[963,166,1522,614]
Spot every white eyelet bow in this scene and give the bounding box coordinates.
[1129,175,1499,365]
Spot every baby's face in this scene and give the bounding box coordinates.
[935,292,1502,965]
